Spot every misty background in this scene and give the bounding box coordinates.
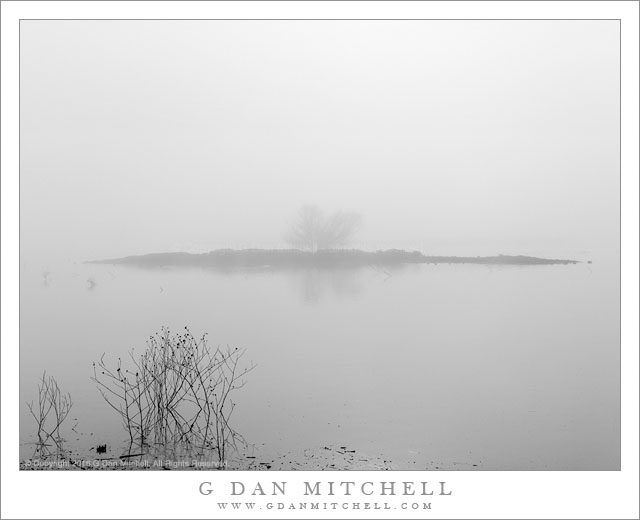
[20,20,619,263]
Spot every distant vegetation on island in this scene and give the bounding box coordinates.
[89,249,581,270]
[89,206,582,269]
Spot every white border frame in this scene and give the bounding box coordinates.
[2,2,638,519]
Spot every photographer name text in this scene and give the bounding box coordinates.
[199,480,452,497]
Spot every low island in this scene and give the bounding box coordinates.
[88,249,583,270]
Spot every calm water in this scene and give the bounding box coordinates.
[19,251,620,469]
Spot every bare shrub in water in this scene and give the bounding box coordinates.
[92,327,254,465]
[26,372,73,458]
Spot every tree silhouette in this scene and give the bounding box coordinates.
[285,205,362,252]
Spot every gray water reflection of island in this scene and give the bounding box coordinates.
[20,249,619,470]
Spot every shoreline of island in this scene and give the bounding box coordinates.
[87,249,584,269]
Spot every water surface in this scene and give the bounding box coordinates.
[19,251,620,469]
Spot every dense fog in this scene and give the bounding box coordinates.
[20,20,619,262]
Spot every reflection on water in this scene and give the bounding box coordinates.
[19,256,620,469]
[293,268,364,304]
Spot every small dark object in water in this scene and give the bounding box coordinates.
[96,444,107,454]
[119,453,144,459]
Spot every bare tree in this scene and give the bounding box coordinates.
[27,372,73,458]
[318,210,362,250]
[284,205,324,252]
[285,205,362,252]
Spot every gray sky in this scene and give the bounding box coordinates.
[20,20,619,261]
